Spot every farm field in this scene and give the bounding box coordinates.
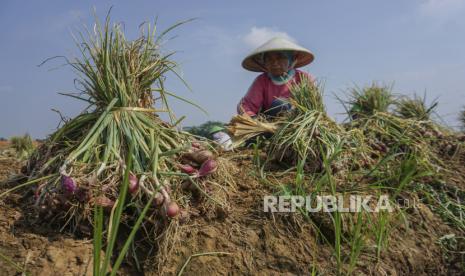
[1,6,465,275]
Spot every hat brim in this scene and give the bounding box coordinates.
[242,49,314,72]
[241,37,314,72]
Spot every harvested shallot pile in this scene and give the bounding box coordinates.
[14,15,232,253]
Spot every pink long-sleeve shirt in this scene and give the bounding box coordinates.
[237,70,313,116]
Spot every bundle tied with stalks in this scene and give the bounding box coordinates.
[227,113,278,147]
[345,84,443,171]
[393,94,458,153]
[347,83,394,120]
[22,15,224,236]
[395,94,438,121]
[268,76,370,172]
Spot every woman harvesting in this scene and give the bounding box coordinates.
[237,37,315,118]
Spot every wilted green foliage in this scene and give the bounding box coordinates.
[10,134,34,159]
[289,75,325,113]
[395,95,438,121]
[269,78,356,170]
[348,84,394,119]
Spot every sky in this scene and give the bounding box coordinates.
[1,0,464,138]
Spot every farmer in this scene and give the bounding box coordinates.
[237,37,315,118]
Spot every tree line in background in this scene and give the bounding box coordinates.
[1,106,465,142]
[184,120,225,139]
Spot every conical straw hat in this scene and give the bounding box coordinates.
[242,37,314,72]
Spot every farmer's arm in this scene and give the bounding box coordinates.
[237,77,265,116]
